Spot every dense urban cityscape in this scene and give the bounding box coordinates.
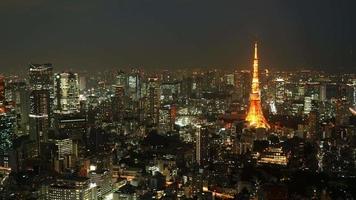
[0,42,355,199]
[1,0,356,199]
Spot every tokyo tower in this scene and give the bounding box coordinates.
[245,42,270,129]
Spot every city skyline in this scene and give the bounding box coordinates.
[0,1,356,200]
[0,0,355,73]
[0,46,355,199]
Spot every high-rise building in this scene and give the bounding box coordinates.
[29,63,53,91]
[6,81,30,135]
[53,112,87,142]
[297,84,305,100]
[225,73,235,86]
[112,85,125,123]
[245,43,270,129]
[54,137,74,160]
[275,78,285,104]
[352,79,356,106]
[0,76,5,114]
[0,75,4,104]
[79,74,87,91]
[54,72,80,112]
[46,128,79,173]
[116,70,126,87]
[158,105,173,134]
[147,77,160,125]
[239,70,251,104]
[45,131,76,173]
[303,96,312,115]
[195,125,209,166]
[88,169,113,199]
[160,81,180,103]
[320,84,327,102]
[29,63,53,156]
[127,69,141,101]
[29,90,51,156]
[0,111,16,167]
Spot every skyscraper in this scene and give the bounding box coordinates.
[29,63,53,91]
[6,81,30,135]
[54,72,80,112]
[245,43,270,129]
[320,84,327,102]
[0,75,4,104]
[275,78,285,104]
[147,77,160,125]
[112,84,125,123]
[29,90,51,156]
[238,70,251,104]
[352,79,356,106]
[195,125,209,166]
[0,76,5,114]
[116,70,127,87]
[127,69,141,101]
[29,63,53,156]
[0,111,16,167]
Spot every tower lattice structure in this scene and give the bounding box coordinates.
[245,42,270,129]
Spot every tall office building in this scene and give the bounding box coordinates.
[320,84,327,102]
[29,63,53,156]
[225,73,235,86]
[116,70,127,87]
[160,81,180,103]
[79,74,87,91]
[0,76,5,114]
[5,81,30,135]
[195,125,209,166]
[0,75,4,104]
[0,111,16,167]
[297,84,305,100]
[275,78,285,104]
[303,96,312,115]
[147,77,160,125]
[245,43,270,129]
[29,90,51,156]
[54,72,80,112]
[88,169,113,199]
[236,70,251,104]
[112,85,125,122]
[53,112,87,142]
[51,136,76,173]
[29,63,53,90]
[352,79,356,106]
[107,73,126,122]
[127,69,141,101]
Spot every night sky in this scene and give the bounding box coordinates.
[0,0,355,72]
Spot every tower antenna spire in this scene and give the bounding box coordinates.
[254,42,258,60]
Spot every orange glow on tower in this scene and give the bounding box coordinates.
[245,42,270,129]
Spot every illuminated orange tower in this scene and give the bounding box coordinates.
[245,42,270,129]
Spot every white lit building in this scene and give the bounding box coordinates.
[54,72,80,112]
[303,96,312,114]
[275,78,285,104]
[41,177,97,200]
[54,138,73,159]
[89,170,113,199]
[257,147,288,166]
